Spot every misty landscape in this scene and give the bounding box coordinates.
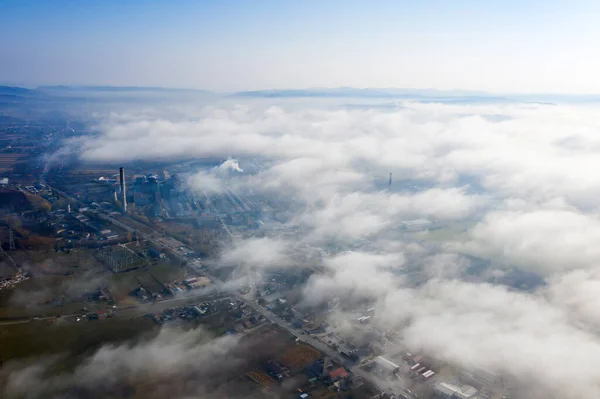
[2,1,600,399]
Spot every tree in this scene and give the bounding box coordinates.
[3,215,23,234]
[22,234,55,250]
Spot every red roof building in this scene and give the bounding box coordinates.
[329,367,348,381]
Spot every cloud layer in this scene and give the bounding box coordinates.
[56,99,600,398]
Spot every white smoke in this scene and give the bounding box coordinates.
[218,159,243,174]
[186,159,244,194]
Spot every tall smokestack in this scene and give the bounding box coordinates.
[389,173,392,190]
[119,167,127,212]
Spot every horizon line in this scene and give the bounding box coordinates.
[3,84,600,98]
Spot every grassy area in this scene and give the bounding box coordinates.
[0,261,15,279]
[0,251,112,319]
[148,261,186,283]
[13,248,106,275]
[0,317,156,362]
[109,261,186,301]
[0,255,187,318]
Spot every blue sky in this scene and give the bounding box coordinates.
[2,0,600,93]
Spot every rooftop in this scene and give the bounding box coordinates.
[435,382,478,399]
[374,356,400,371]
[329,367,348,380]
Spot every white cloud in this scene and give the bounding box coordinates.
[221,237,291,268]
[451,208,600,274]
[1,328,241,398]
[67,99,600,398]
[389,280,600,399]
[77,102,600,210]
[546,268,600,330]
[1,326,285,399]
[302,251,406,305]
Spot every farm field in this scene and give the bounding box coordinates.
[0,153,26,173]
[246,370,276,389]
[109,261,186,302]
[0,247,186,318]
[0,316,156,362]
[279,344,321,371]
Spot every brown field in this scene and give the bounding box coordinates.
[0,153,25,172]
[0,316,156,361]
[246,370,275,389]
[280,344,321,371]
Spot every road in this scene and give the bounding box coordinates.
[0,291,230,326]
[110,292,231,318]
[240,295,403,395]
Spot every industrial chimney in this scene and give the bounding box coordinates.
[119,167,127,212]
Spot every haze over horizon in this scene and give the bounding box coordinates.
[3,0,600,94]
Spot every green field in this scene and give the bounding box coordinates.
[109,261,186,302]
[0,248,186,318]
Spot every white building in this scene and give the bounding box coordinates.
[434,382,478,399]
[373,356,400,375]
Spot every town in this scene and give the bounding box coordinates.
[0,97,512,399]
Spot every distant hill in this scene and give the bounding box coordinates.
[39,85,212,94]
[232,87,509,102]
[3,84,600,104]
[0,86,40,97]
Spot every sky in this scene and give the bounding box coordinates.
[2,0,600,93]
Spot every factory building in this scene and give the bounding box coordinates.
[184,277,211,289]
[134,174,159,195]
[460,367,501,387]
[434,382,478,399]
[372,356,400,376]
[134,191,152,206]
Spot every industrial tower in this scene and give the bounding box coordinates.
[119,167,127,213]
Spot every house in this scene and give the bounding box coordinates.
[329,367,348,381]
